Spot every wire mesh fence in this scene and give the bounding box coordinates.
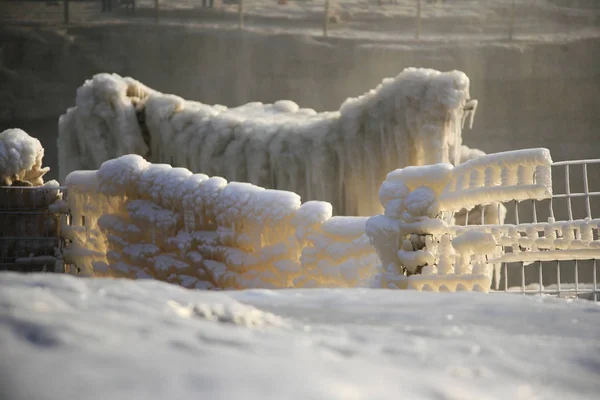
[0,185,67,273]
[459,159,600,301]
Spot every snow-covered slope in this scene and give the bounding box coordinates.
[1,273,599,400]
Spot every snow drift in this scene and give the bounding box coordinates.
[58,68,478,216]
[2,272,599,400]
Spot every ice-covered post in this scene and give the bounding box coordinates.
[415,0,422,40]
[323,0,330,37]
[63,0,69,24]
[239,0,244,30]
[508,0,516,40]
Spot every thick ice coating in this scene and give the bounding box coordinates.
[62,155,378,289]
[61,147,600,293]
[58,69,478,216]
[0,128,50,186]
[366,148,556,292]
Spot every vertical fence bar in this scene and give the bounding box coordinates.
[503,262,508,292]
[155,0,159,24]
[583,163,592,219]
[323,0,330,37]
[574,259,579,296]
[594,259,598,302]
[521,262,525,294]
[565,165,573,221]
[508,0,516,40]
[556,260,561,294]
[239,0,244,30]
[63,0,70,24]
[538,261,543,294]
[497,203,502,225]
[415,0,422,40]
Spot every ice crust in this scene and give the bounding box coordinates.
[63,155,378,289]
[58,68,476,216]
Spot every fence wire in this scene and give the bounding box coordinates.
[458,159,600,300]
[0,186,67,273]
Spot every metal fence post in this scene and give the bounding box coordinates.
[323,0,330,37]
[415,0,421,40]
[63,0,70,24]
[155,0,159,24]
[508,0,516,40]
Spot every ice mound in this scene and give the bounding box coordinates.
[59,68,479,216]
[63,154,378,289]
[0,128,50,186]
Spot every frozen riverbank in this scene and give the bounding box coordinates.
[1,272,599,399]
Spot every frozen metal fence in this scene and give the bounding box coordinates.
[2,157,599,300]
[0,185,68,273]
[460,159,600,300]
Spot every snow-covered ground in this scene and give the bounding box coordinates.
[1,272,599,399]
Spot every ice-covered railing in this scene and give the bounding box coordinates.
[366,148,555,292]
[367,148,600,298]
[489,159,600,300]
[58,68,479,216]
[439,148,553,214]
[62,155,377,289]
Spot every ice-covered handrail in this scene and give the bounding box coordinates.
[62,155,377,289]
[439,148,553,212]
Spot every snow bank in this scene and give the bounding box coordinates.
[62,155,377,289]
[1,272,599,400]
[0,128,50,186]
[59,68,478,216]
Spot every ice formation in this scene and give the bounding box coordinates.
[58,69,478,216]
[62,155,378,289]
[0,128,50,186]
[366,148,556,292]
[60,147,600,292]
